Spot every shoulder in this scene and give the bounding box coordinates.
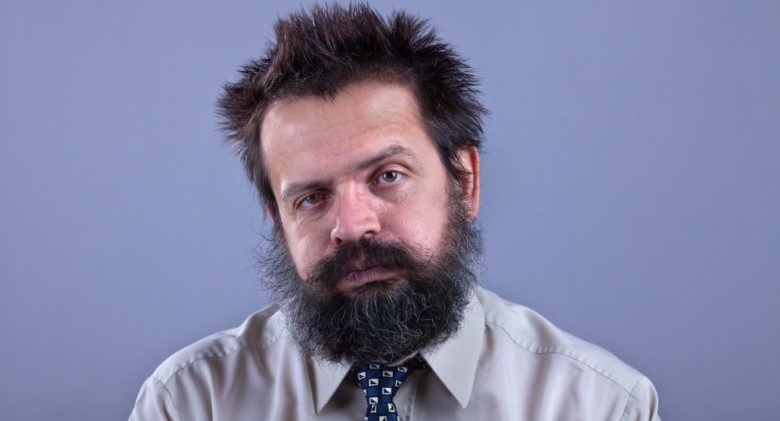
[130,303,297,420]
[148,303,287,386]
[475,287,660,419]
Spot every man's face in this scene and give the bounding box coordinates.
[261,81,478,291]
[258,80,481,363]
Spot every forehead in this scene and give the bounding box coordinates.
[260,81,435,193]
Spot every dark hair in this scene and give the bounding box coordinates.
[217,3,485,218]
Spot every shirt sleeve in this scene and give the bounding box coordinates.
[128,376,177,421]
[620,376,661,421]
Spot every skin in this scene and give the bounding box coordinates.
[260,81,480,293]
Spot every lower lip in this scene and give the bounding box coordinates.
[339,267,395,290]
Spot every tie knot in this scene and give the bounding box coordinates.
[354,358,424,420]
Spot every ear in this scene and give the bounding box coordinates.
[456,147,480,220]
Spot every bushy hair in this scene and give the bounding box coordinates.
[217,3,486,218]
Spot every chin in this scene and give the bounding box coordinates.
[344,278,408,299]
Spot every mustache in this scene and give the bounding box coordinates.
[307,238,427,286]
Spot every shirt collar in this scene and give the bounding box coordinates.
[420,288,485,408]
[308,288,485,412]
[309,356,352,413]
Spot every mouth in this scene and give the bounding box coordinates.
[338,265,399,292]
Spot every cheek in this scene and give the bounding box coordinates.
[289,243,310,278]
[384,186,450,253]
[283,224,325,279]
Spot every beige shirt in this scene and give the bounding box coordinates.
[130,287,660,420]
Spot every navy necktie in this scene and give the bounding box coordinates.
[354,359,423,421]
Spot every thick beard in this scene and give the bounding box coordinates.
[259,193,483,364]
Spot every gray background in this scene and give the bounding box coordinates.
[1,0,778,420]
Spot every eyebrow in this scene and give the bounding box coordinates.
[354,144,416,171]
[280,144,417,204]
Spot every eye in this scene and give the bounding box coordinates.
[376,170,403,185]
[296,192,326,210]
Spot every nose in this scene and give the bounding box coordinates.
[329,186,380,244]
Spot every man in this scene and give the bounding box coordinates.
[130,4,660,420]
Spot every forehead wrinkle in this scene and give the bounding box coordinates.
[263,82,424,158]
